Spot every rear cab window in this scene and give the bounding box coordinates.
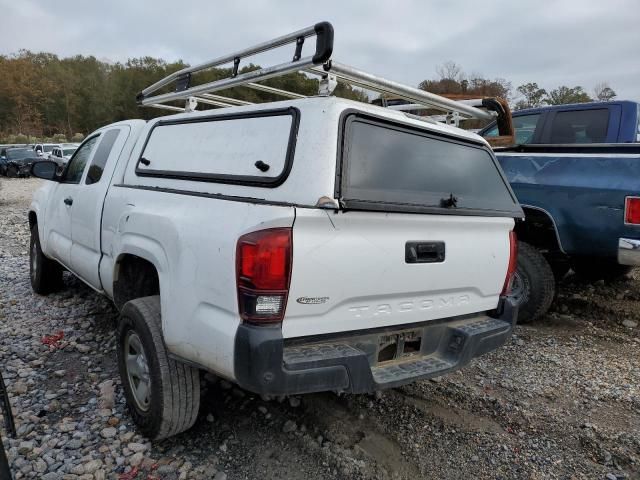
[339,114,521,217]
[136,108,299,187]
[548,109,608,144]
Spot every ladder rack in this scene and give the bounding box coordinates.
[137,21,496,122]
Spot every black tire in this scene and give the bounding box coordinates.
[571,258,633,282]
[509,241,555,324]
[117,296,200,440]
[6,164,17,178]
[30,224,63,294]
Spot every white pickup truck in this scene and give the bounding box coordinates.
[28,23,522,440]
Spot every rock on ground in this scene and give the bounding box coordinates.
[1,177,638,480]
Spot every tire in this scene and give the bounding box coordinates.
[30,224,63,294]
[117,296,200,440]
[509,241,555,324]
[6,165,17,178]
[571,258,633,282]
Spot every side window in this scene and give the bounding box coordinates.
[549,109,609,144]
[481,114,540,144]
[482,125,499,138]
[64,136,100,184]
[86,129,120,185]
[512,114,541,144]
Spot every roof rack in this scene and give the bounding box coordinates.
[137,21,496,123]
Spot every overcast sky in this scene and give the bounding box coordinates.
[1,0,639,102]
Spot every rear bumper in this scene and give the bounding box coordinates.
[618,238,640,266]
[234,298,517,395]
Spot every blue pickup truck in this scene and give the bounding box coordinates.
[480,100,640,322]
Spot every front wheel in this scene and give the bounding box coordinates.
[30,224,63,294]
[117,296,201,440]
[509,242,555,324]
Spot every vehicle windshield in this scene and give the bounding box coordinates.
[6,148,33,160]
[341,116,520,216]
[43,145,56,152]
[63,148,77,156]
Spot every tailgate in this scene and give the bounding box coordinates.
[283,209,513,338]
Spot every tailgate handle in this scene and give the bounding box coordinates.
[405,241,445,264]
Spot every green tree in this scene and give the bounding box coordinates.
[515,82,547,109]
[544,86,592,105]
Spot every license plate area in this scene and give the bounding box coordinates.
[376,329,422,364]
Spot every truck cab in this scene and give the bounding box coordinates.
[481,100,640,145]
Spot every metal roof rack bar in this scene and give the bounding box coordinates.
[309,62,494,120]
[137,21,495,122]
[200,93,253,106]
[245,82,307,99]
[149,103,185,112]
[138,21,333,106]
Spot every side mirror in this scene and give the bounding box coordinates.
[31,161,60,181]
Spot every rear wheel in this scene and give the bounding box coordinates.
[509,241,555,324]
[6,165,17,178]
[30,224,63,294]
[571,258,633,282]
[117,296,201,440]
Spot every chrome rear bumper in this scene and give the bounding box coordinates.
[618,238,640,266]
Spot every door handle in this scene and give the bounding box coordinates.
[63,197,73,206]
[405,241,445,264]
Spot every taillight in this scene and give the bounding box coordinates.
[624,197,640,224]
[236,228,292,324]
[501,231,518,295]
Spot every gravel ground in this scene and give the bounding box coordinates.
[1,177,639,480]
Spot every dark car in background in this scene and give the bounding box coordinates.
[0,147,40,177]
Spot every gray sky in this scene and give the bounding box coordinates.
[2,0,639,102]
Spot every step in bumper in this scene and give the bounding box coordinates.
[234,298,517,395]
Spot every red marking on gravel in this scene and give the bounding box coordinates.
[41,331,64,348]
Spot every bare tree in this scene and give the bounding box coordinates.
[436,61,463,81]
[593,82,617,102]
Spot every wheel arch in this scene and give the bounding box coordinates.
[516,205,565,254]
[112,244,168,312]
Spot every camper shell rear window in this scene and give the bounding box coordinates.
[135,107,299,187]
[337,113,522,218]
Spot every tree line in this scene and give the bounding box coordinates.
[0,53,618,142]
[0,50,366,142]
[420,61,617,110]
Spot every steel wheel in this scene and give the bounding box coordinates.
[509,270,529,306]
[124,331,151,412]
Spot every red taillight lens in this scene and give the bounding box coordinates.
[236,228,292,324]
[501,231,518,296]
[625,197,640,224]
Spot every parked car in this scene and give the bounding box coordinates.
[48,145,78,168]
[32,143,60,157]
[480,101,640,322]
[28,23,521,440]
[1,147,40,177]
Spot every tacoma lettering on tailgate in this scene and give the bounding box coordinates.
[348,295,471,318]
